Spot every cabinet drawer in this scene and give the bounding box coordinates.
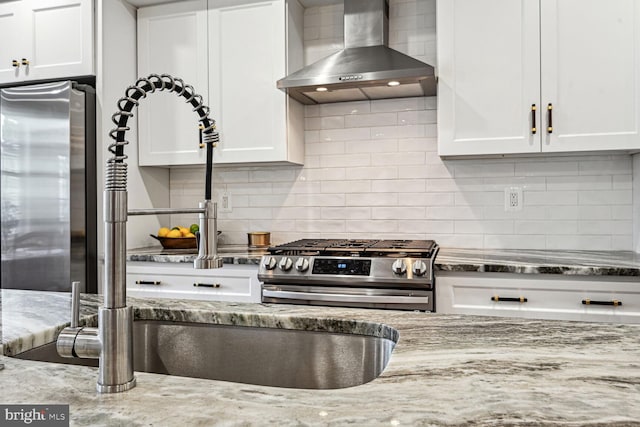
[436,273,640,323]
[126,262,260,303]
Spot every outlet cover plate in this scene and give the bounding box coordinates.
[504,187,523,212]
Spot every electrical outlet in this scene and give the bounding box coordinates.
[504,187,523,212]
[218,191,232,213]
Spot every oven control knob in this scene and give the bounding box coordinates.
[412,260,428,276]
[278,257,293,271]
[392,259,407,275]
[262,256,277,270]
[295,257,309,272]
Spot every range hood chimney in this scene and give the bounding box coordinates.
[277,0,436,105]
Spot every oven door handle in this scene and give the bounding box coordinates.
[262,289,429,304]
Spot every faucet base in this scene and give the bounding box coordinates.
[97,377,137,393]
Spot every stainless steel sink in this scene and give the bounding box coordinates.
[15,320,396,389]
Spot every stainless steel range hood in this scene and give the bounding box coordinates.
[277,0,436,105]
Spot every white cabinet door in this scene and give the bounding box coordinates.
[540,0,640,152]
[0,3,28,82]
[437,0,640,157]
[0,0,93,84]
[137,0,209,166]
[437,0,541,156]
[208,0,303,165]
[24,0,93,80]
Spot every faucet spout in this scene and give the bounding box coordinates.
[56,74,220,393]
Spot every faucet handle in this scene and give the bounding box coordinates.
[71,281,81,328]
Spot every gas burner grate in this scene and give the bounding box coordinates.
[268,239,437,257]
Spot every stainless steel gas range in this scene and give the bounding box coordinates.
[258,239,439,311]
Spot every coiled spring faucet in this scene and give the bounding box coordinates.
[56,74,223,393]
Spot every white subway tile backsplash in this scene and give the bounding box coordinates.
[346,220,398,233]
[372,206,426,220]
[454,163,515,178]
[319,101,370,116]
[346,166,398,180]
[484,234,546,250]
[345,113,398,128]
[306,141,345,156]
[546,175,612,191]
[370,97,426,112]
[165,0,634,250]
[525,191,578,206]
[321,180,371,193]
[515,161,579,176]
[321,207,371,220]
[546,235,612,250]
[371,151,426,166]
[371,179,426,193]
[515,220,577,235]
[319,127,370,142]
[345,139,398,154]
[320,153,371,168]
[347,193,399,206]
[579,159,632,175]
[371,124,425,139]
[578,190,632,206]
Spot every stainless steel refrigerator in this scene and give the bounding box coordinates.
[0,80,97,293]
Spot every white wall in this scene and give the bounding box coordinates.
[167,0,634,251]
[97,0,170,277]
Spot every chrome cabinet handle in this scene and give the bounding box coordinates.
[135,280,161,285]
[491,295,527,303]
[193,283,221,288]
[582,299,622,306]
[531,104,537,134]
[547,103,553,133]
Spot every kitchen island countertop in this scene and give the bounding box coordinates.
[1,289,640,426]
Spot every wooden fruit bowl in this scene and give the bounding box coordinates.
[150,234,197,250]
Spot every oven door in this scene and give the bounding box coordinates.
[262,284,433,311]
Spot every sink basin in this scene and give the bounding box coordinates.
[15,320,396,389]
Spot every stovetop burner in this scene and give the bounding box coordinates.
[268,239,437,257]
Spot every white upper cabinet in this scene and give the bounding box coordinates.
[540,0,640,153]
[208,0,304,165]
[0,0,93,84]
[137,0,209,166]
[437,0,640,157]
[136,0,304,167]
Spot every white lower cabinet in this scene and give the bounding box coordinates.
[436,272,640,324]
[126,262,261,303]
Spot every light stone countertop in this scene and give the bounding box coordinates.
[1,289,640,426]
[127,246,640,276]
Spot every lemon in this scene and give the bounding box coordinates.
[158,227,170,237]
[185,232,196,238]
[166,229,182,238]
[179,227,190,236]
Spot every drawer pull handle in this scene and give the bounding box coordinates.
[492,296,528,303]
[582,299,622,307]
[136,280,161,285]
[547,103,553,133]
[193,283,221,288]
